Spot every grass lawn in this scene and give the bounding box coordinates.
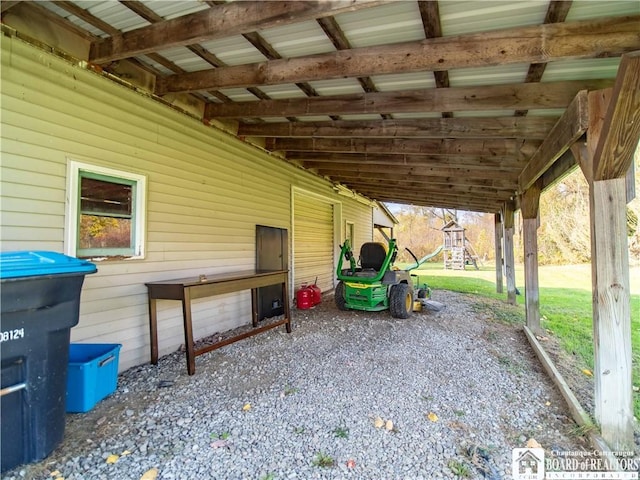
[409,262,640,420]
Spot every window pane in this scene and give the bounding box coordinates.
[80,177,132,217]
[79,214,131,249]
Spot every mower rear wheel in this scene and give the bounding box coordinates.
[390,283,413,319]
[335,281,348,311]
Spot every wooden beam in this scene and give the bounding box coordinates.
[515,0,573,116]
[205,79,613,119]
[351,186,505,208]
[317,171,517,190]
[590,178,634,450]
[541,149,578,191]
[308,163,519,183]
[158,16,639,93]
[418,0,453,118]
[593,51,640,181]
[90,0,387,63]
[270,137,540,158]
[495,212,504,293]
[521,182,542,332]
[287,152,525,169]
[238,116,558,140]
[503,201,517,305]
[519,90,589,192]
[356,191,504,213]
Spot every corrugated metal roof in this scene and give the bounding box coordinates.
[333,1,424,48]
[542,57,625,82]
[565,0,639,21]
[440,1,548,36]
[197,36,267,66]
[448,64,530,87]
[258,20,336,58]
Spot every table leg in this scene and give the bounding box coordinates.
[148,298,159,364]
[251,287,259,327]
[282,280,292,333]
[182,288,196,375]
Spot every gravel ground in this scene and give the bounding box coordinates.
[2,290,613,480]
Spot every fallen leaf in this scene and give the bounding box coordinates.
[140,468,158,480]
[211,439,228,449]
[427,412,438,422]
[545,401,551,406]
[242,403,251,411]
[526,438,542,448]
[346,459,356,469]
[385,419,394,431]
[121,450,131,456]
[54,477,64,480]
[373,416,384,429]
[582,369,593,377]
[106,454,119,464]
[50,471,61,477]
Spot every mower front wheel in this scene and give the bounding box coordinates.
[335,281,349,311]
[390,283,413,319]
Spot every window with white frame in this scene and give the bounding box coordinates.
[66,160,146,259]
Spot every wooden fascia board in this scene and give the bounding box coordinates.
[518,90,589,192]
[90,0,387,63]
[592,50,640,181]
[205,79,613,119]
[159,15,639,93]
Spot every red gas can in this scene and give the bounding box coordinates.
[296,284,313,309]
[309,283,322,305]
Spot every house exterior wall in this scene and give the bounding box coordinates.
[0,36,373,371]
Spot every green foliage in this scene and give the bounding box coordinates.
[333,426,349,438]
[312,452,335,468]
[412,263,640,419]
[447,459,471,477]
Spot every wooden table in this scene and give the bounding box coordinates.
[146,269,291,375]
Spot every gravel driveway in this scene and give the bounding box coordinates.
[3,290,591,480]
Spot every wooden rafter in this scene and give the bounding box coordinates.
[519,90,589,192]
[592,50,640,181]
[311,172,517,191]
[269,137,540,158]
[90,0,388,63]
[286,152,525,169]
[515,0,573,116]
[157,16,639,93]
[206,79,613,119]
[418,0,452,118]
[238,116,558,139]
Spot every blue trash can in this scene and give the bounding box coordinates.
[0,251,97,473]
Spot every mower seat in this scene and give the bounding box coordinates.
[359,242,387,272]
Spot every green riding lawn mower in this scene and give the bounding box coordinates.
[334,239,444,318]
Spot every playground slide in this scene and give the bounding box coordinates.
[404,244,444,271]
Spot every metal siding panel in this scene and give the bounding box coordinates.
[293,193,334,293]
[1,36,374,372]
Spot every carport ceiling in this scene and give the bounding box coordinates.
[3,1,639,213]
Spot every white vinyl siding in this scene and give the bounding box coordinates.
[0,36,374,371]
[293,192,335,293]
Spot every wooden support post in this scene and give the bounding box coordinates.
[494,212,503,294]
[521,183,541,332]
[503,201,517,305]
[590,177,634,450]
[583,51,640,450]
